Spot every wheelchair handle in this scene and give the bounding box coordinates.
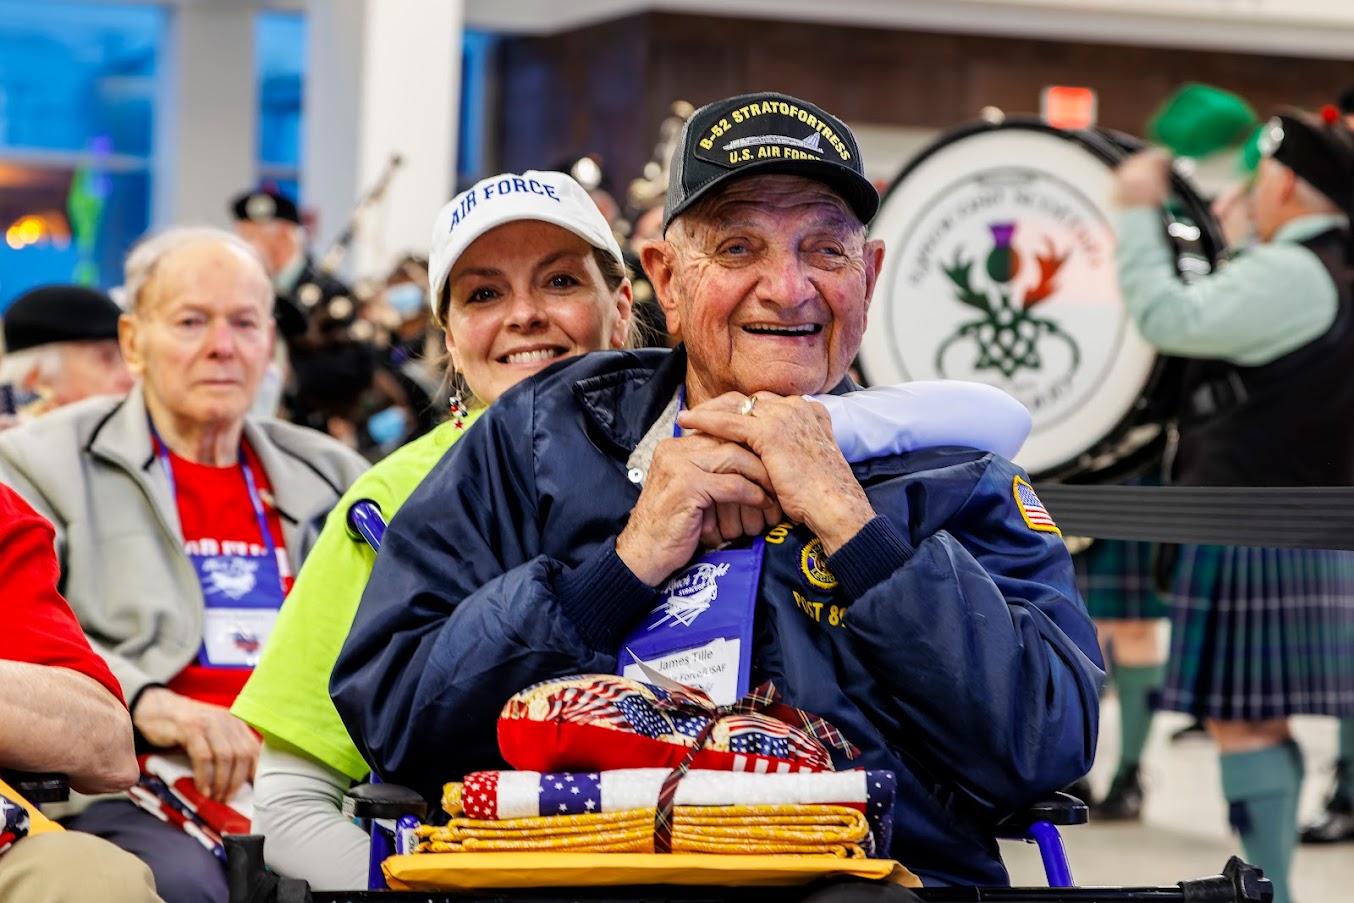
[1180,856,1272,903]
[346,499,387,553]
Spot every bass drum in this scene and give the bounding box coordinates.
[859,116,1225,482]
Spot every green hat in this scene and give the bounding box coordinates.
[1148,83,1259,159]
[1238,123,1265,174]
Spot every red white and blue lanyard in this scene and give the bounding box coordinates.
[150,423,285,596]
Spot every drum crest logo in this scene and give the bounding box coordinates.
[863,140,1155,477]
[938,221,1080,382]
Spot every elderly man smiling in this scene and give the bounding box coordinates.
[332,92,1102,891]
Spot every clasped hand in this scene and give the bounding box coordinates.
[615,392,875,587]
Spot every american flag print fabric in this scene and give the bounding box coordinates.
[503,675,835,771]
[1013,476,1061,535]
[0,792,29,855]
[122,754,252,862]
[453,767,896,855]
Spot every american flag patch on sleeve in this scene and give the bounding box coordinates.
[1013,476,1061,535]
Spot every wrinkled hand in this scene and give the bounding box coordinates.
[1113,149,1173,209]
[678,393,876,555]
[616,433,782,586]
[132,687,259,800]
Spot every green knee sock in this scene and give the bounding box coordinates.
[1219,741,1304,903]
[1112,663,1163,777]
[1337,719,1354,798]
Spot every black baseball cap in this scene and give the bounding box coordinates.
[662,92,879,233]
[3,285,123,353]
[1259,109,1354,216]
[230,188,302,225]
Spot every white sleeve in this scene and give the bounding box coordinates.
[251,741,371,891]
[809,381,1032,463]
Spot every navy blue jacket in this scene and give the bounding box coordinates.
[331,348,1103,887]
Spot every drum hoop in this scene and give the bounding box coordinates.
[868,117,1225,482]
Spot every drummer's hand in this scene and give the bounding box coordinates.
[616,433,782,586]
[1113,149,1173,209]
[679,393,876,556]
[133,687,259,800]
[1210,179,1254,248]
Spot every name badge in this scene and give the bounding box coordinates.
[202,607,277,667]
[191,550,285,668]
[617,539,764,705]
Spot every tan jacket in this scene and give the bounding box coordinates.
[0,383,369,704]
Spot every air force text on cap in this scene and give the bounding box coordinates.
[445,176,563,233]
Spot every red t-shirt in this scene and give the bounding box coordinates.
[161,442,290,709]
[0,484,125,705]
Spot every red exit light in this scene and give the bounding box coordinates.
[1042,85,1098,130]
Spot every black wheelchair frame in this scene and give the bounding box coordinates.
[223,776,1270,903]
[225,830,1272,903]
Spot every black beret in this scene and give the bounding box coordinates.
[229,188,301,225]
[1338,85,1354,117]
[3,285,123,353]
[1260,109,1354,217]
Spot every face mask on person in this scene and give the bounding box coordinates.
[386,282,426,318]
[366,405,410,448]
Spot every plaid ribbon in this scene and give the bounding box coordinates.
[650,680,860,853]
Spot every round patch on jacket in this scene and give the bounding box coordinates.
[800,537,838,590]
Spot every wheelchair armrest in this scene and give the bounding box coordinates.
[342,781,429,821]
[0,770,70,804]
[997,790,1089,833]
[225,835,312,903]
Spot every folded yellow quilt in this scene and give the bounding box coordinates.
[416,803,870,857]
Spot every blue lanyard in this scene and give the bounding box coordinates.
[673,385,685,439]
[150,422,277,563]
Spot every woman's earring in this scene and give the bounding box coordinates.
[448,393,466,430]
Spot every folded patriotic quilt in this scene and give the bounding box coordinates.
[499,675,857,775]
[415,804,871,857]
[434,767,895,857]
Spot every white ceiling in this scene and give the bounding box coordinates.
[153,0,1354,60]
[455,0,1354,59]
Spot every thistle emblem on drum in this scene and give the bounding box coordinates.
[938,222,1080,379]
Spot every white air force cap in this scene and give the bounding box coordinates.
[428,170,626,326]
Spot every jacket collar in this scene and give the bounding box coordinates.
[86,382,310,533]
[571,345,858,455]
[86,382,180,536]
[573,347,688,456]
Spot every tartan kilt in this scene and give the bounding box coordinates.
[1072,538,1170,621]
[1159,544,1354,720]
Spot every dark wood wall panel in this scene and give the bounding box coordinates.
[497,12,1354,207]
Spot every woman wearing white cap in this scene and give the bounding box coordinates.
[232,169,634,888]
[230,170,1033,889]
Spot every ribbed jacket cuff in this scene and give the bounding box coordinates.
[827,516,914,602]
[556,540,661,652]
[128,682,169,755]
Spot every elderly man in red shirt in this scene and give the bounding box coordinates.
[0,482,163,901]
